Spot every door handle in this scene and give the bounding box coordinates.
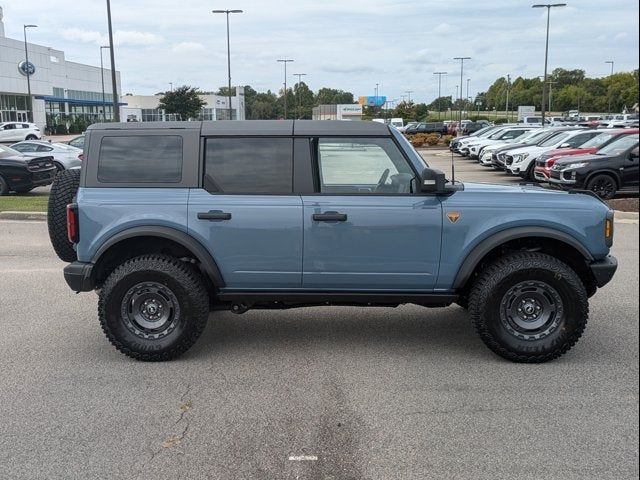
[198,210,232,221]
[313,212,347,222]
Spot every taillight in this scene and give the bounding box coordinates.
[78,153,84,161]
[67,204,79,243]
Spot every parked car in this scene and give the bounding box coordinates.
[460,121,492,135]
[449,125,498,153]
[457,125,519,156]
[397,122,418,133]
[404,122,448,136]
[479,128,562,166]
[0,144,57,195]
[466,127,539,159]
[504,129,601,180]
[548,134,639,198]
[534,129,639,181]
[68,135,85,150]
[490,127,586,170]
[0,122,42,143]
[10,140,83,171]
[47,120,617,363]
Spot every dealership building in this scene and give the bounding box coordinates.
[0,6,123,132]
[312,104,363,121]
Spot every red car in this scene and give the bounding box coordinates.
[534,128,639,181]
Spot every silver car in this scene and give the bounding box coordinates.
[10,140,82,171]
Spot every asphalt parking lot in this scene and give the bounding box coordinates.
[0,217,638,479]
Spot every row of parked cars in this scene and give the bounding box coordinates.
[450,124,639,199]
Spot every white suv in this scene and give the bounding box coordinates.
[504,129,601,180]
[0,122,42,143]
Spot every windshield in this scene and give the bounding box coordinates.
[580,132,614,148]
[540,132,570,147]
[470,126,492,136]
[597,135,639,155]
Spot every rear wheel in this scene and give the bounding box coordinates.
[47,168,80,262]
[98,255,210,361]
[587,174,617,199]
[469,252,588,363]
[26,134,38,140]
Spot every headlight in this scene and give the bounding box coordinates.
[558,162,589,170]
[513,153,530,163]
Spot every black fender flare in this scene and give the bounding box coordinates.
[92,226,225,286]
[452,226,594,289]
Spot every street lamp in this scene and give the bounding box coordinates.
[433,72,447,119]
[532,3,566,126]
[405,90,413,103]
[100,45,110,122]
[293,73,306,119]
[605,60,614,115]
[105,0,120,121]
[277,59,294,119]
[212,9,243,120]
[23,24,37,123]
[453,57,471,123]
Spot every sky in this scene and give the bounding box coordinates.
[2,0,638,104]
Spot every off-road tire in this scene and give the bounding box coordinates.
[469,252,588,363]
[47,168,80,262]
[0,175,9,196]
[98,255,209,361]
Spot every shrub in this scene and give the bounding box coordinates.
[442,135,454,146]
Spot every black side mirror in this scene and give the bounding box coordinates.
[420,168,446,193]
[629,148,639,159]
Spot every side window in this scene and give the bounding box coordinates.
[317,137,415,194]
[204,138,293,194]
[98,135,183,183]
[14,143,38,152]
[36,145,53,152]
[567,133,594,147]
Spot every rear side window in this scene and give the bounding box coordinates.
[98,136,183,183]
[204,138,293,194]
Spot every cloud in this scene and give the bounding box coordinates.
[614,32,628,41]
[171,42,206,53]
[433,23,453,34]
[61,28,163,46]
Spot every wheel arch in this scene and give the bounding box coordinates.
[584,169,621,189]
[91,226,225,288]
[452,227,594,291]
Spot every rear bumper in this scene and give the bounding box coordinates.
[64,262,95,292]
[589,255,618,288]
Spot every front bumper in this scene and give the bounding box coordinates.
[64,262,95,292]
[589,255,618,288]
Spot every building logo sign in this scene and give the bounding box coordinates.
[18,61,36,76]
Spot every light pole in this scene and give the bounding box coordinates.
[453,56,471,123]
[505,74,511,121]
[100,45,110,122]
[532,3,566,126]
[433,72,447,119]
[405,90,413,103]
[465,78,470,117]
[547,80,557,113]
[170,82,173,92]
[212,9,242,120]
[105,0,120,121]
[605,60,614,115]
[23,24,37,123]
[277,59,294,119]
[293,73,306,119]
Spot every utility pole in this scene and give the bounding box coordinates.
[532,3,566,125]
[453,57,471,123]
[277,59,294,119]
[105,0,120,121]
[23,24,37,123]
[433,72,447,120]
[293,73,306,119]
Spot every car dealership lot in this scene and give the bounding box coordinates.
[0,219,638,479]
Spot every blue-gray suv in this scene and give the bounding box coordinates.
[47,120,618,362]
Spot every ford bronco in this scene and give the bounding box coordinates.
[47,120,618,362]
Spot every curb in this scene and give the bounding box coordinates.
[0,211,47,221]
[614,211,639,221]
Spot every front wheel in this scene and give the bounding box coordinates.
[469,252,588,363]
[587,174,617,199]
[98,255,210,361]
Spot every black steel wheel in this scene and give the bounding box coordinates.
[469,252,588,363]
[587,174,617,199]
[99,255,209,361]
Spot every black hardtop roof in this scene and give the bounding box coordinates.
[87,120,391,136]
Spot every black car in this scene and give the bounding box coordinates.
[405,122,448,136]
[0,145,57,195]
[461,121,491,135]
[548,134,639,199]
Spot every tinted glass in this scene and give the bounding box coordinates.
[204,138,293,194]
[540,132,570,147]
[11,143,37,152]
[98,135,183,183]
[317,137,415,194]
[580,132,613,148]
[598,135,639,155]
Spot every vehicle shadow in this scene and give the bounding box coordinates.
[188,304,485,360]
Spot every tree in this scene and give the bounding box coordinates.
[158,86,205,120]
[314,87,355,105]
